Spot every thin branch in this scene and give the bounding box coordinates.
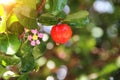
[37,0,46,14]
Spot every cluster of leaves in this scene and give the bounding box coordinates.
[0,0,89,79]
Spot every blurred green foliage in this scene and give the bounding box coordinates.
[0,0,120,80]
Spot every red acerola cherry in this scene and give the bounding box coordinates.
[51,24,72,44]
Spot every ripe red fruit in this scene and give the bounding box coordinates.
[51,24,72,44]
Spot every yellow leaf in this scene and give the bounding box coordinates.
[0,5,4,16]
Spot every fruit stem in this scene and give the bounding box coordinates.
[37,0,46,14]
[56,43,60,45]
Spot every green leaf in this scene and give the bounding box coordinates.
[7,22,24,34]
[17,0,36,9]
[0,33,8,53]
[64,11,89,21]
[18,41,35,73]
[0,33,21,54]
[6,13,19,27]
[33,42,46,59]
[14,5,37,29]
[0,65,7,77]
[56,11,67,20]
[20,41,33,57]
[44,0,67,15]
[0,5,6,33]
[44,0,53,12]
[67,17,89,27]
[20,53,35,73]
[38,13,59,25]
[6,13,24,34]
[0,55,20,66]
[7,34,21,55]
[63,11,89,27]
[0,15,6,33]
[99,63,119,76]
[18,73,29,80]
[14,5,36,18]
[0,5,4,16]
[17,14,38,29]
[51,0,68,15]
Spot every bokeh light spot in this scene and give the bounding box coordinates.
[47,60,56,69]
[0,0,16,5]
[46,76,54,80]
[56,65,68,80]
[73,35,80,42]
[42,33,49,42]
[36,57,47,67]
[91,27,103,38]
[116,56,120,67]
[93,0,114,13]
[107,25,118,38]
[46,42,54,50]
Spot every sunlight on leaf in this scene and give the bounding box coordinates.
[0,0,16,5]
[2,60,7,66]
[6,13,19,27]
[0,66,7,77]
[0,15,6,33]
[7,34,21,55]
[17,0,36,9]
[3,71,17,80]
[0,55,20,66]
[0,5,4,16]
[14,5,37,29]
